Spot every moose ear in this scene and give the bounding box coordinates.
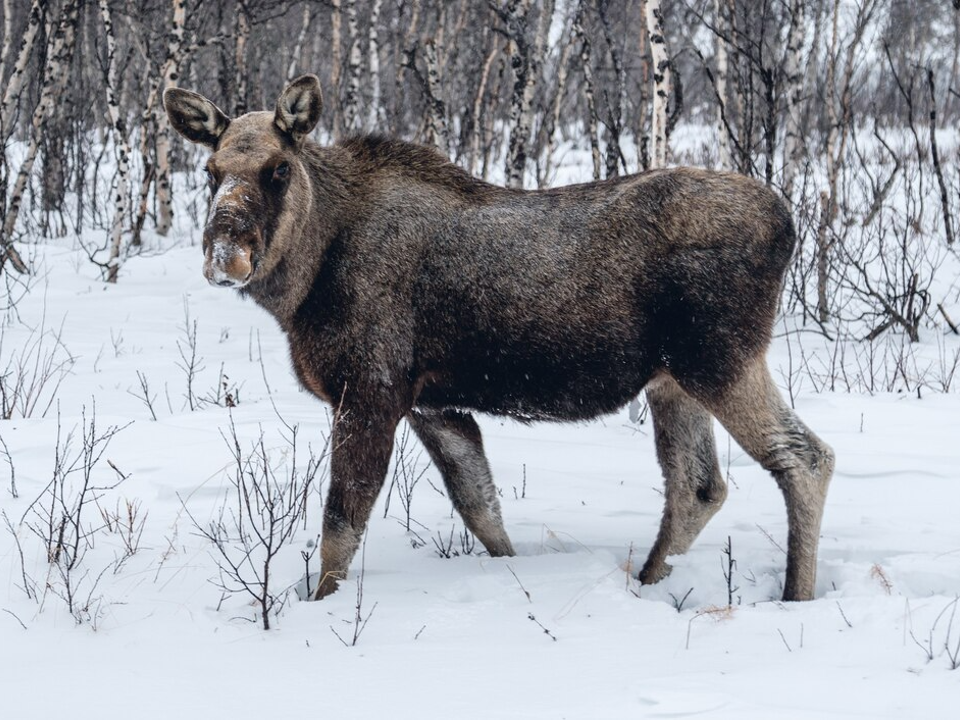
[274,74,322,144]
[163,88,230,149]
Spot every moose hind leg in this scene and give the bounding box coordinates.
[639,376,728,586]
[407,409,515,557]
[693,357,835,601]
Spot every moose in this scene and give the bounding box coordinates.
[164,75,834,603]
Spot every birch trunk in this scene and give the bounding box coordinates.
[366,0,384,129]
[1,0,79,275]
[286,3,312,82]
[540,11,574,185]
[504,0,550,189]
[781,0,806,202]
[98,0,132,282]
[573,2,600,181]
[330,0,342,136]
[644,0,671,168]
[0,0,11,84]
[153,0,186,238]
[0,0,46,139]
[234,4,251,116]
[392,0,420,135]
[341,0,361,134]
[469,32,499,176]
[714,0,731,170]
[422,39,448,151]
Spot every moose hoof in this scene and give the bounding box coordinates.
[312,573,343,601]
[638,560,673,586]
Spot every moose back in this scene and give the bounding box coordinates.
[164,75,834,602]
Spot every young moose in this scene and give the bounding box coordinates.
[164,75,834,602]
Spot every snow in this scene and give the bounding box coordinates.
[2,194,960,719]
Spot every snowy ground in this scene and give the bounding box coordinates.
[1,216,959,719]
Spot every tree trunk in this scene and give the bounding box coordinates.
[1,0,79,275]
[234,3,251,116]
[153,0,186,238]
[341,0,361,134]
[540,7,574,185]
[644,0,671,168]
[714,0,731,170]
[504,0,551,189]
[0,0,46,138]
[98,0,133,283]
[573,1,600,181]
[781,0,806,202]
[366,0,384,129]
[286,3,313,82]
[469,32,499,176]
[422,38,447,151]
[330,0,343,136]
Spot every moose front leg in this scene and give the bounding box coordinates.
[313,409,399,600]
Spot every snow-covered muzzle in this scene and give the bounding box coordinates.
[202,175,263,288]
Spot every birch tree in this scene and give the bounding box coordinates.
[781,0,806,202]
[341,0,362,133]
[573,0,601,181]
[1,0,79,275]
[714,0,732,170]
[98,0,133,282]
[0,0,47,139]
[366,0,384,129]
[286,3,313,83]
[644,0,671,168]
[151,0,186,238]
[498,0,553,189]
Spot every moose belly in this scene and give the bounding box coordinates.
[415,344,654,422]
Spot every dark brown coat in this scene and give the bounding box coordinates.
[165,76,834,603]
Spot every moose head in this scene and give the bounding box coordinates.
[163,75,323,289]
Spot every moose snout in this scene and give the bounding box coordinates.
[203,238,255,288]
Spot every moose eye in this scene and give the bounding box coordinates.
[273,161,290,183]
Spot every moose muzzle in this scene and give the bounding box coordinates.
[202,176,261,288]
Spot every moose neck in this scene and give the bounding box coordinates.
[238,142,361,329]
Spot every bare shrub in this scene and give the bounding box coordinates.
[183,413,328,630]
[18,403,131,626]
[0,317,75,419]
[382,421,430,532]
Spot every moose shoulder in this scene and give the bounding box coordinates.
[164,75,834,603]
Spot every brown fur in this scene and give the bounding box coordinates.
[164,76,834,603]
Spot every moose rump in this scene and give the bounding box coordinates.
[164,74,834,606]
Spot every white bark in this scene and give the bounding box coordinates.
[330,0,342,135]
[504,0,534,189]
[469,32,498,176]
[422,39,448,151]
[98,0,132,282]
[0,0,46,139]
[714,0,731,170]
[781,0,806,201]
[572,2,600,181]
[540,15,574,186]
[1,0,79,273]
[154,0,186,237]
[234,5,251,115]
[0,0,14,88]
[342,0,361,133]
[393,0,419,134]
[644,0,671,168]
[366,0,384,129]
[287,3,313,83]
